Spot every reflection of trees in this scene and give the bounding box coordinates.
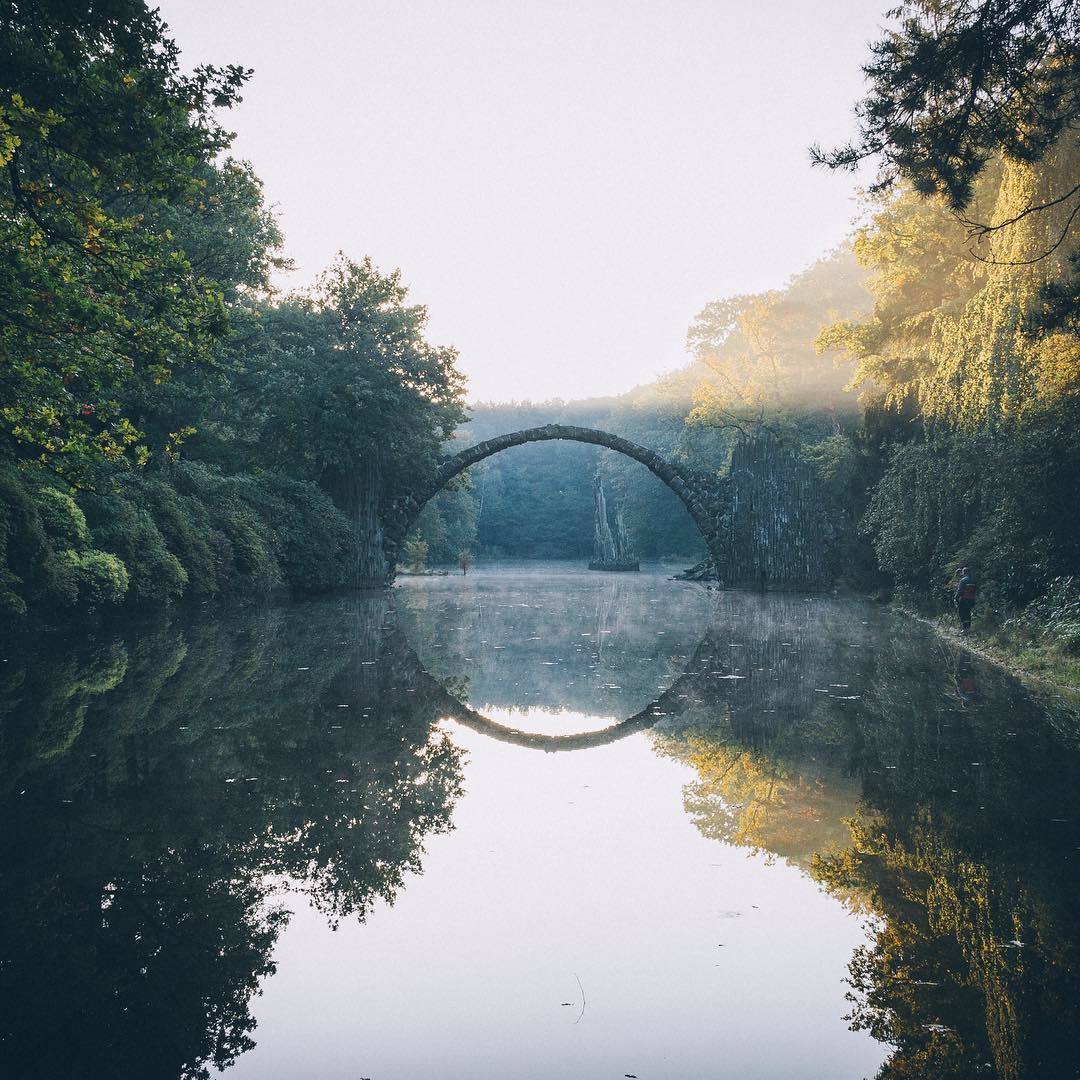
[3,837,284,1080]
[656,605,1080,1080]
[6,583,1080,1080]
[652,593,871,870]
[811,639,1080,1080]
[0,598,464,1079]
[678,735,859,870]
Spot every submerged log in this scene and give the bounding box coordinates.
[675,557,716,582]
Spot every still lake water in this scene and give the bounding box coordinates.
[2,563,1079,1079]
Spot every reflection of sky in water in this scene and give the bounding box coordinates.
[232,714,884,1080]
[445,706,622,737]
[226,569,887,1080]
[398,563,716,718]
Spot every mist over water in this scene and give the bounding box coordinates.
[2,564,1078,1079]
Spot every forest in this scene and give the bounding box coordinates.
[2,0,1078,681]
[0,1,465,617]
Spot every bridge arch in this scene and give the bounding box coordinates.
[387,423,721,572]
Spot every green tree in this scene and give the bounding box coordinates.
[402,534,429,571]
[0,0,251,475]
[813,0,1079,215]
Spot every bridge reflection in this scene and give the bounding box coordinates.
[396,627,724,751]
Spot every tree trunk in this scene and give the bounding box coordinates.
[326,459,389,587]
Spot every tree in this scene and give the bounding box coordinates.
[228,257,466,508]
[403,534,428,571]
[686,249,870,437]
[812,0,1080,216]
[0,0,252,475]
[815,183,989,413]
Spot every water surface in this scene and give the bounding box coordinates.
[2,564,1078,1079]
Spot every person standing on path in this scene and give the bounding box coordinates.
[955,566,977,633]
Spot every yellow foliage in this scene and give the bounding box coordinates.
[680,733,861,872]
[821,134,1079,428]
[687,251,870,424]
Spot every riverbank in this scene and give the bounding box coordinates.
[903,607,1080,700]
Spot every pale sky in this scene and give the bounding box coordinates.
[159,0,882,402]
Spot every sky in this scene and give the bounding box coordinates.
[158,0,883,403]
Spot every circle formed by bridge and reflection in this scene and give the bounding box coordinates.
[400,626,724,752]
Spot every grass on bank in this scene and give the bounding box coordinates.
[918,578,1080,694]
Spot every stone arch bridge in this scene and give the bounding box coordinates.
[381,424,830,589]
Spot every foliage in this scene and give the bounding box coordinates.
[817,125,1079,630]
[0,4,467,620]
[411,484,478,564]
[0,465,55,616]
[222,472,352,592]
[820,146,1080,427]
[992,575,1080,681]
[815,183,989,413]
[687,248,869,426]
[227,258,467,508]
[402,534,429,571]
[861,400,1080,610]
[0,455,362,617]
[80,489,189,605]
[0,0,254,475]
[802,432,885,588]
[0,473,134,611]
[30,484,89,550]
[55,547,129,607]
[813,0,1080,213]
